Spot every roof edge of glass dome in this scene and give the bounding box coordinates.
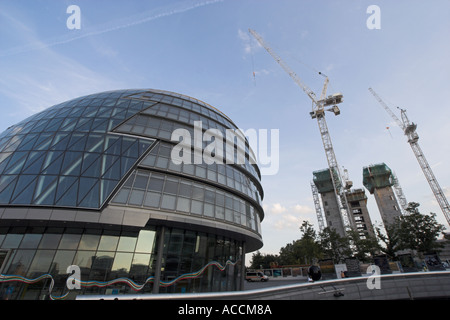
[124,88,239,128]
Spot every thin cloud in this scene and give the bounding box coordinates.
[0,0,225,58]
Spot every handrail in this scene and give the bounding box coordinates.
[76,270,450,300]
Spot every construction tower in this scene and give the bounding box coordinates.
[345,188,376,239]
[313,169,347,237]
[314,169,375,238]
[363,163,403,227]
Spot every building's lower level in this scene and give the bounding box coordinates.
[0,218,245,300]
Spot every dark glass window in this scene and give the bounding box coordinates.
[19,234,42,249]
[39,234,62,249]
[58,234,81,250]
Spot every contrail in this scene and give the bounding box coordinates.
[0,0,224,58]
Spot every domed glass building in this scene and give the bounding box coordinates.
[0,89,264,300]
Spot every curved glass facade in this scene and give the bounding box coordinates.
[0,89,264,299]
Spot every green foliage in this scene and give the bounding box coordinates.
[249,202,447,268]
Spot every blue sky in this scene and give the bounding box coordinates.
[1,0,450,258]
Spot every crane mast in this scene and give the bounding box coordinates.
[311,182,326,232]
[369,88,450,227]
[249,29,352,231]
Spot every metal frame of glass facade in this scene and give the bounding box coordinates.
[0,89,264,300]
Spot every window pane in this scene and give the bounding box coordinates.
[6,250,35,276]
[1,234,23,249]
[51,250,76,275]
[148,177,164,192]
[135,230,156,253]
[129,189,145,206]
[73,251,95,274]
[176,197,190,212]
[161,194,176,210]
[112,187,130,204]
[191,200,203,215]
[144,192,160,208]
[20,234,42,249]
[216,206,225,220]
[163,179,178,195]
[39,234,62,249]
[98,235,119,251]
[78,234,100,251]
[192,186,204,201]
[204,203,214,217]
[90,251,115,281]
[134,174,148,190]
[27,250,56,278]
[58,234,81,250]
[117,236,137,252]
[178,183,191,197]
[111,252,133,274]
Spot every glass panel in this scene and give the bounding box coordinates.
[111,252,133,275]
[130,253,151,276]
[39,234,62,249]
[161,194,176,210]
[144,192,160,208]
[58,234,81,250]
[176,197,190,212]
[204,203,214,217]
[78,234,100,251]
[135,230,156,253]
[19,234,42,249]
[97,235,119,251]
[51,250,76,275]
[133,174,148,190]
[216,206,225,220]
[192,186,204,201]
[129,189,145,206]
[27,250,56,278]
[163,179,178,195]
[191,200,203,215]
[6,249,35,276]
[178,183,192,197]
[73,251,96,276]
[147,176,164,192]
[90,251,115,280]
[117,236,137,252]
[1,234,23,249]
[112,187,130,204]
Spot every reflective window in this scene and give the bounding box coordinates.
[98,235,119,251]
[39,234,62,249]
[135,230,156,253]
[58,234,81,250]
[111,169,262,235]
[51,250,76,275]
[1,234,23,249]
[78,234,100,251]
[0,90,155,209]
[19,234,42,249]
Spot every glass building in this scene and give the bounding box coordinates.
[0,89,264,300]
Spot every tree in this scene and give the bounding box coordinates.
[375,222,400,260]
[249,251,279,269]
[394,202,446,258]
[278,221,323,265]
[346,229,380,263]
[318,227,351,263]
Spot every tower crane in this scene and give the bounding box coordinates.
[369,88,450,227]
[249,29,352,232]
